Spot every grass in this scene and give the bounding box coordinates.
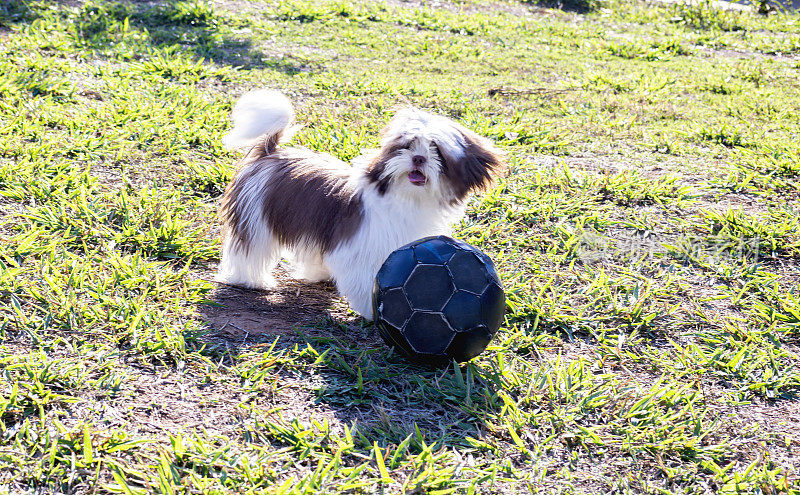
[1,0,799,493]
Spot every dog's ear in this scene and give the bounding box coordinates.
[437,128,504,200]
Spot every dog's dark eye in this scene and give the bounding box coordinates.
[431,143,443,160]
[431,144,447,172]
[393,143,410,156]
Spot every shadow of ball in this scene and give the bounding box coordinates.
[372,236,505,366]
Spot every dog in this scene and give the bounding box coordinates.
[217,89,503,320]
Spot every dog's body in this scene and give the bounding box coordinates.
[217,90,502,320]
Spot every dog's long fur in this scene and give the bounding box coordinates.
[217,89,503,320]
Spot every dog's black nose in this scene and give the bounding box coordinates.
[412,155,426,166]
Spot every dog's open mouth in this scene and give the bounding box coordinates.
[408,170,427,186]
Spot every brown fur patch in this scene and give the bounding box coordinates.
[365,136,408,195]
[438,130,503,202]
[220,159,261,251]
[264,131,282,155]
[220,137,365,253]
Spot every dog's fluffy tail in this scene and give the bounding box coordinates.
[222,89,295,150]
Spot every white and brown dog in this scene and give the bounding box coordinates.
[217,89,502,320]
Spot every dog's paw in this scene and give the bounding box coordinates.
[291,267,331,283]
[215,272,276,291]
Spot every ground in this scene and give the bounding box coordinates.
[0,0,799,493]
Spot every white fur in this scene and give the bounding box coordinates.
[222,89,296,149]
[216,159,283,288]
[217,90,493,320]
[325,186,463,318]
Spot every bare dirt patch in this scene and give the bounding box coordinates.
[0,197,26,238]
[198,266,348,340]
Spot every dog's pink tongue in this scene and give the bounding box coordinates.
[409,170,427,185]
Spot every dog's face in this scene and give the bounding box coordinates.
[366,108,503,204]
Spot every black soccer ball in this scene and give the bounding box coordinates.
[372,236,505,365]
